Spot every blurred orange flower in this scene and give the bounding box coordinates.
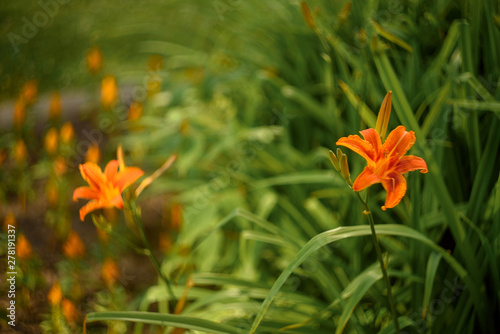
[128,101,143,122]
[336,92,427,210]
[13,140,28,165]
[85,143,101,164]
[53,156,68,176]
[49,91,62,120]
[17,234,33,260]
[73,159,144,221]
[101,258,120,287]
[100,75,118,109]
[3,210,16,230]
[62,230,86,259]
[44,128,59,156]
[46,180,59,207]
[86,46,103,75]
[21,80,38,105]
[48,280,63,306]
[60,122,75,144]
[62,299,78,324]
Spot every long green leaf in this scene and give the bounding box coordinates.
[335,265,382,334]
[422,252,442,319]
[85,311,241,334]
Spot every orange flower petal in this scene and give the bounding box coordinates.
[353,166,381,191]
[114,167,144,192]
[73,186,99,201]
[381,172,407,210]
[395,155,428,174]
[109,194,124,209]
[382,126,416,159]
[79,163,106,191]
[104,160,119,182]
[336,135,376,164]
[79,200,106,221]
[360,128,382,160]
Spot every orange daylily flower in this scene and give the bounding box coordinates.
[101,258,121,287]
[62,230,86,259]
[73,160,144,221]
[337,92,427,210]
[48,280,63,306]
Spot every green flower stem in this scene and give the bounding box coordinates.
[355,190,400,333]
[128,199,178,308]
[92,215,148,256]
[109,229,149,256]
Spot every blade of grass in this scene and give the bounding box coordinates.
[422,252,442,319]
[85,311,241,334]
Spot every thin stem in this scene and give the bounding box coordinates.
[128,200,178,307]
[92,215,147,255]
[355,191,400,333]
[109,229,149,256]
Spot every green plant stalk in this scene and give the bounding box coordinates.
[129,199,178,307]
[355,191,400,333]
[109,228,149,256]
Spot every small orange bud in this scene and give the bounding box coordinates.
[53,156,68,176]
[3,210,16,231]
[86,46,103,75]
[49,91,62,120]
[375,91,392,140]
[128,102,143,122]
[62,230,86,259]
[85,143,101,164]
[13,99,26,128]
[46,180,59,207]
[60,122,75,144]
[62,299,78,324]
[44,128,59,156]
[17,234,33,260]
[101,258,120,287]
[13,140,28,165]
[21,80,38,106]
[101,75,118,109]
[48,280,63,306]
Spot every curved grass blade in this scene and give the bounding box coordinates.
[84,311,241,334]
[335,264,382,334]
[249,224,470,334]
[422,252,442,319]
